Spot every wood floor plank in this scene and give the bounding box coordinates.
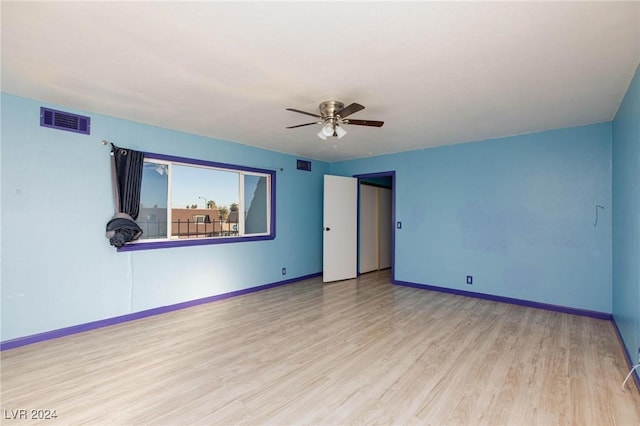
[2,270,639,425]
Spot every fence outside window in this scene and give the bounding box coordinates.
[137,218,240,239]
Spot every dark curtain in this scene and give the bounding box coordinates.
[106,144,144,248]
[111,144,144,219]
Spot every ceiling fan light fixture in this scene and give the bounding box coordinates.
[321,122,334,137]
[335,125,347,139]
[317,130,327,140]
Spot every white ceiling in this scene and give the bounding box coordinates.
[2,1,639,162]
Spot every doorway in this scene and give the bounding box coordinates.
[355,172,395,277]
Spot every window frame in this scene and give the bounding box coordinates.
[118,151,276,252]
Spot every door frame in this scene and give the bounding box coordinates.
[353,171,396,280]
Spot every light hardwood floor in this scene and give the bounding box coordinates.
[2,270,639,425]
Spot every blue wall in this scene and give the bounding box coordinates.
[0,93,327,341]
[1,84,633,345]
[331,123,613,313]
[612,63,640,364]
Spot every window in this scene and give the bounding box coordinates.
[193,215,211,224]
[124,152,275,250]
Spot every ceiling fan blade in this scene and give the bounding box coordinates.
[336,103,365,118]
[286,108,321,118]
[286,121,322,129]
[345,119,384,127]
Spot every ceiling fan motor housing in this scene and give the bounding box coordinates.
[319,100,345,119]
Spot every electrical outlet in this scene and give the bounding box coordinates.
[282,267,287,276]
[466,275,473,285]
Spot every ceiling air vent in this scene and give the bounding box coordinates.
[40,107,91,135]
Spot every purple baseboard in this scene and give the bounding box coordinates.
[392,279,612,320]
[612,318,640,393]
[0,272,322,351]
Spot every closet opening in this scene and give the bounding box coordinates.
[355,172,395,278]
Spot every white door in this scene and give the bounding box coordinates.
[323,175,357,282]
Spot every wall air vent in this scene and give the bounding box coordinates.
[296,159,312,172]
[40,107,91,135]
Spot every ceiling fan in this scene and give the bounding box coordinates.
[286,100,384,140]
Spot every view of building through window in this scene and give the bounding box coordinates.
[136,158,271,242]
